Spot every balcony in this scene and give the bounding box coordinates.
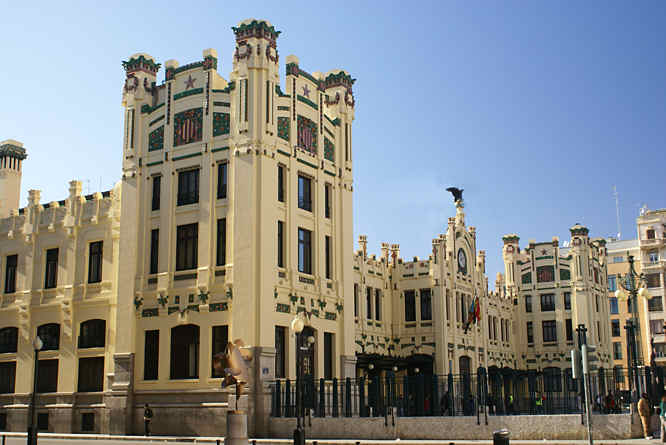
[641,238,664,248]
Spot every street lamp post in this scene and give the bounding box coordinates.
[27,335,43,445]
[290,317,305,445]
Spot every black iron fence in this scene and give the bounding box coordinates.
[270,366,664,418]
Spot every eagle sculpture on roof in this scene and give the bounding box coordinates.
[446,187,464,203]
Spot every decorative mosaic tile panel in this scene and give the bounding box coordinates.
[324,137,334,162]
[148,126,164,152]
[297,115,317,155]
[276,303,291,313]
[521,272,531,284]
[142,308,158,317]
[213,112,230,136]
[277,117,290,142]
[209,302,228,312]
[325,311,337,320]
[173,108,203,147]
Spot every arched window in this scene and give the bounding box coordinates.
[543,367,562,392]
[37,323,60,351]
[78,319,106,348]
[171,324,199,379]
[0,327,18,353]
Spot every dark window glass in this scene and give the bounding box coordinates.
[37,359,58,393]
[609,297,619,314]
[211,325,228,377]
[216,219,226,266]
[650,319,664,335]
[566,319,573,342]
[0,362,16,394]
[144,330,159,380]
[366,287,372,320]
[217,163,227,199]
[277,221,284,268]
[298,175,312,212]
[177,169,199,206]
[170,324,199,379]
[81,413,95,432]
[647,229,656,239]
[37,324,60,350]
[420,288,432,321]
[649,296,663,312]
[536,266,555,283]
[78,357,104,392]
[297,228,312,274]
[324,184,331,219]
[542,320,557,343]
[540,294,555,311]
[4,254,17,294]
[375,289,381,321]
[525,295,532,313]
[612,320,621,337]
[543,367,562,392]
[78,319,105,348]
[275,326,286,379]
[647,273,661,288]
[150,229,159,274]
[325,236,331,279]
[527,321,533,343]
[176,223,198,271]
[353,284,358,317]
[0,328,18,353]
[88,241,103,284]
[37,413,49,431]
[564,292,571,310]
[405,290,416,322]
[613,342,623,360]
[44,248,58,289]
[324,332,333,380]
[152,176,161,211]
[0,412,6,430]
[608,275,617,292]
[277,165,285,202]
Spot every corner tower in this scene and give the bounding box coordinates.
[0,140,27,218]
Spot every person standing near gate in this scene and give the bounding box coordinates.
[143,403,154,436]
[638,393,652,439]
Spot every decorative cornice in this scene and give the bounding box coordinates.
[232,20,281,48]
[122,55,160,75]
[0,143,27,160]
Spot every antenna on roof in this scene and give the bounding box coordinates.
[613,185,621,239]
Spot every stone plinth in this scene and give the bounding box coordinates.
[226,411,249,445]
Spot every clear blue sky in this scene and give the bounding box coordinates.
[2,1,665,285]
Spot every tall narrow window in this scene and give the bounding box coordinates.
[176,223,198,271]
[88,241,103,284]
[366,287,372,320]
[324,184,331,219]
[542,320,557,343]
[211,325,228,377]
[277,165,285,203]
[4,254,17,294]
[177,169,199,206]
[324,332,334,380]
[566,319,573,342]
[297,228,312,274]
[216,219,226,266]
[375,289,381,321]
[150,229,159,274]
[44,248,58,289]
[540,294,555,311]
[525,295,532,313]
[129,109,135,148]
[564,292,571,310]
[266,80,270,123]
[420,288,432,321]
[325,236,331,279]
[298,175,312,212]
[244,79,248,122]
[0,362,16,394]
[78,357,104,392]
[151,175,161,211]
[37,360,58,393]
[170,324,199,379]
[354,283,358,317]
[217,163,227,199]
[277,221,285,268]
[144,330,159,380]
[527,321,534,344]
[275,326,286,379]
[404,290,416,322]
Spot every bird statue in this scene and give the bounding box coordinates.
[213,339,253,411]
[446,187,464,204]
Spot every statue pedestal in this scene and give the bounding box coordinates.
[225,411,249,445]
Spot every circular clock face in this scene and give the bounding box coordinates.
[458,248,467,274]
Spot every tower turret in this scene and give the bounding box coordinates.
[0,140,27,218]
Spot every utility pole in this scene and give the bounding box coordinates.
[582,345,594,445]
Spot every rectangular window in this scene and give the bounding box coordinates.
[297,228,312,274]
[81,413,95,432]
[216,219,226,266]
[176,223,198,271]
[297,175,312,212]
[647,273,661,288]
[649,296,664,312]
[420,288,432,321]
[277,221,284,268]
[177,169,200,206]
[37,413,49,431]
[149,229,159,274]
[609,297,619,314]
[613,256,624,263]
[275,326,286,379]
[566,319,573,342]
[540,293,555,311]
[613,342,623,360]
[217,163,227,199]
[144,330,159,380]
[542,320,557,343]
[78,357,104,392]
[612,319,621,337]
[650,319,664,335]
[537,266,555,283]
[405,290,416,322]
[88,241,103,284]
[527,321,534,344]
[647,229,656,240]
[325,236,331,279]
[525,295,532,313]
[44,248,58,289]
[0,362,16,394]
[375,289,381,321]
[607,275,617,292]
[324,332,334,380]
[211,325,229,377]
[37,359,58,393]
[277,165,285,203]
[649,251,659,263]
[366,287,372,320]
[564,292,571,310]
[324,184,331,219]
[354,283,358,317]
[4,254,17,294]
[151,175,161,211]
